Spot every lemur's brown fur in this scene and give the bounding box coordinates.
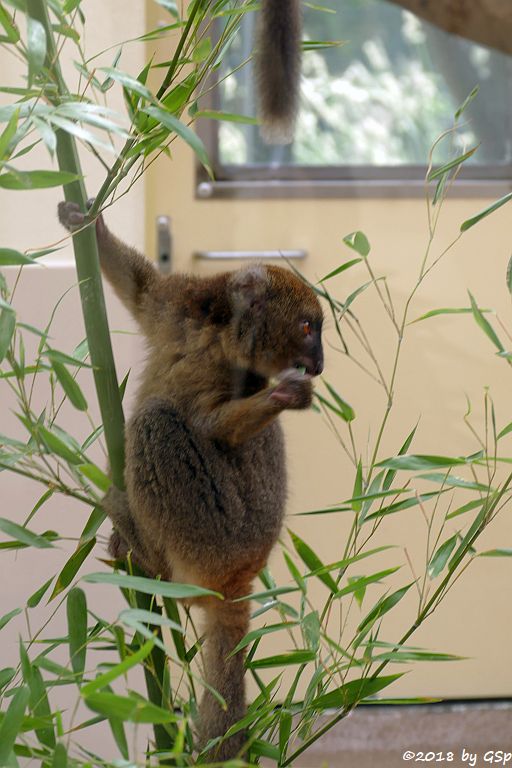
[58,201,323,761]
[256,0,302,143]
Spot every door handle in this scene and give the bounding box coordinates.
[156,216,172,274]
[193,249,306,261]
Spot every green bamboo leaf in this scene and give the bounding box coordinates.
[343,231,370,257]
[279,709,293,762]
[247,650,316,669]
[77,463,111,492]
[51,743,67,768]
[27,664,55,748]
[446,498,484,520]
[82,571,222,599]
[358,584,413,632]
[428,535,458,578]
[0,248,37,267]
[419,473,490,492]
[283,551,306,594]
[461,191,512,232]
[142,106,212,177]
[49,538,96,601]
[468,291,503,351]
[32,116,57,157]
[0,667,15,690]
[195,109,258,125]
[99,67,155,102]
[38,426,83,464]
[83,691,176,723]
[365,491,445,522]
[0,297,15,313]
[49,358,88,411]
[336,568,401,598]
[427,145,478,181]
[373,650,462,663]
[27,17,47,84]
[67,587,87,680]
[0,170,79,190]
[27,576,54,607]
[319,257,362,283]
[302,611,320,652]
[79,506,106,544]
[311,674,402,709]
[0,109,18,160]
[0,517,54,548]
[0,4,19,42]
[352,460,363,512]
[0,686,30,764]
[382,425,418,491]
[455,85,479,119]
[0,607,21,631]
[42,348,93,368]
[0,310,15,362]
[323,381,355,422]
[378,454,466,471]
[81,640,155,695]
[478,548,512,557]
[411,307,491,323]
[229,622,298,657]
[289,530,338,593]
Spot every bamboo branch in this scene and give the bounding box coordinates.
[27,0,125,491]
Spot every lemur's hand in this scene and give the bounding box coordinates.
[270,368,313,410]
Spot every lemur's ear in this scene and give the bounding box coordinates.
[182,274,232,324]
[230,265,268,316]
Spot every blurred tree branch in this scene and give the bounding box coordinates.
[387,0,512,55]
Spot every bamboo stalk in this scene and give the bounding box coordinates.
[27,0,125,490]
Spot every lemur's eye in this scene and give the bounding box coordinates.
[302,320,312,336]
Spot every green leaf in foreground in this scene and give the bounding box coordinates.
[461,191,512,232]
[289,530,338,593]
[428,535,458,578]
[0,685,30,765]
[377,454,466,471]
[0,170,79,190]
[319,258,362,283]
[358,584,413,633]
[247,650,316,669]
[67,587,87,680]
[49,358,88,411]
[0,607,22,631]
[310,673,402,710]
[468,291,504,352]
[81,639,155,695]
[0,517,54,548]
[0,248,39,266]
[343,231,370,257]
[50,538,96,600]
[142,106,212,177]
[478,548,512,557]
[427,145,478,181]
[82,572,222,599]
[51,743,67,768]
[195,109,258,125]
[0,308,16,363]
[83,691,176,723]
[411,307,492,324]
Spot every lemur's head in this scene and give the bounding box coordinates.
[228,265,324,378]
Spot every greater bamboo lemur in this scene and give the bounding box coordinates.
[58,3,310,759]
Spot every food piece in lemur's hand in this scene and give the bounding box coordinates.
[58,200,323,760]
[255,0,303,144]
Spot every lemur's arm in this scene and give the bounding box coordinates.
[191,368,312,445]
[58,201,160,324]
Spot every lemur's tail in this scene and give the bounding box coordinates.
[255,0,302,144]
[198,598,250,760]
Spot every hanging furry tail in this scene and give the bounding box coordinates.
[198,598,251,761]
[255,0,302,144]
